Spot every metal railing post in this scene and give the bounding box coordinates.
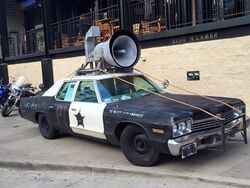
[243,107,248,144]
[219,0,224,21]
[221,119,226,152]
[165,0,171,30]
[0,62,9,85]
[119,0,132,30]
[246,0,250,15]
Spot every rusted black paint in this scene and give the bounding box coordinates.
[19,92,244,155]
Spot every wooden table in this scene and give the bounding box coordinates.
[134,18,166,35]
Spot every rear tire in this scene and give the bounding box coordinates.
[38,114,59,139]
[120,125,159,166]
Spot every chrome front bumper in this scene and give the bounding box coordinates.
[168,118,248,157]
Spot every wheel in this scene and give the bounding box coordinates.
[120,125,159,166]
[38,114,59,139]
[1,105,11,117]
[1,102,14,117]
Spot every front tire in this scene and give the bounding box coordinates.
[120,125,159,166]
[38,114,59,139]
[1,102,14,117]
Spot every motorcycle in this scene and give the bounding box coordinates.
[1,76,36,117]
[0,80,10,109]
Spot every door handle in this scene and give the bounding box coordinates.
[48,105,55,111]
[71,108,77,111]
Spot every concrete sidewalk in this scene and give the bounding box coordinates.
[1,111,250,187]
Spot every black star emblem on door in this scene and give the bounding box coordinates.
[74,110,85,127]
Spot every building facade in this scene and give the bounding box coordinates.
[0,0,250,84]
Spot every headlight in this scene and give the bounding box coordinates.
[172,119,193,138]
[11,86,20,96]
[233,105,245,118]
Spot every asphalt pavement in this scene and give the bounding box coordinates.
[1,110,250,187]
[0,168,242,188]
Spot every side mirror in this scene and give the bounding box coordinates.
[11,75,16,83]
[39,83,45,90]
[162,79,169,89]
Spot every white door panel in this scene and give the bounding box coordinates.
[69,102,107,139]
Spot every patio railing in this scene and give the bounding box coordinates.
[4,0,250,57]
[50,5,120,49]
[128,0,250,35]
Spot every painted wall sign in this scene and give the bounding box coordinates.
[171,32,218,45]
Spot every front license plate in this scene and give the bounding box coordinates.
[181,143,197,159]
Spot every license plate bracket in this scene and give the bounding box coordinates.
[181,142,197,159]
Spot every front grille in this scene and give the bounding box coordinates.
[191,110,234,132]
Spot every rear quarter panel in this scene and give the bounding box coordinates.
[19,96,42,123]
[19,96,55,124]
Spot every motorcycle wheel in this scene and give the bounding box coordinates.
[1,101,15,117]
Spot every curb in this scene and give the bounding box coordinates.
[0,160,250,188]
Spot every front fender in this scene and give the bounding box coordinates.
[104,118,171,154]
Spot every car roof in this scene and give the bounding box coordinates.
[43,72,143,97]
[63,72,142,82]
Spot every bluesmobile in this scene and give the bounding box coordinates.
[19,27,249,166]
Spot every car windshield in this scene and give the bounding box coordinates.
[97,75,161,103]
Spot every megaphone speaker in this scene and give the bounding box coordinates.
[94,30,141,68]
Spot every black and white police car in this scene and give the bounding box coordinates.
[19,27,248,166]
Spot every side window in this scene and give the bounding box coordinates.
[56,82,76,102]
[75,81,98,103]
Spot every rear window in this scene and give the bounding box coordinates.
[56,82,76,101]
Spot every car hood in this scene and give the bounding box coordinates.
[107,93,243,122]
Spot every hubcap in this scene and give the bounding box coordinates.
[132,134,150,154]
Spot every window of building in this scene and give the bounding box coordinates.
[224,0,245,18]
[202,0,215,23]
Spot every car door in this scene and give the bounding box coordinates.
[69,80,107,139]
[47,81,77,133]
